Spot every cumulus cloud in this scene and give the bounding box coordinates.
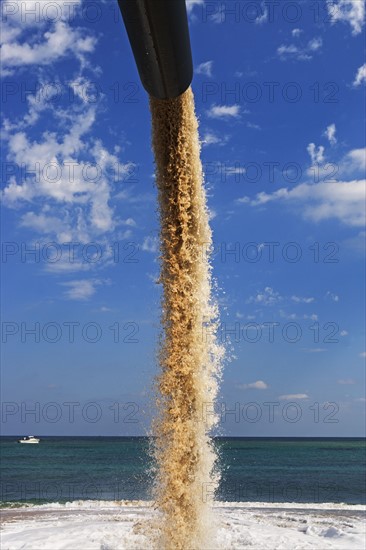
[201,131,229,147]
[223,166,246,177]
[308,37,323,51]
[1,1,95,75]
[185,0,204,14]
[2,80,63,130]
[324,123,337,146]
[2,21,95,70]
[277,37,322,61]
[279,393,309,400]
[307,143,325,165]
[327,0,365,35]
[237,179,366,227]
[208,1,268,24]
[339,147,366,176]
[142,236,158,253]
[345,148,366,170]
[1,69,138,248]
[248,287,282,306]
[353,63,366,86]
[292,28,303,37]
[207,104,241,119]
[239,380,269,390]
[1,108,131,240]
[247,122,261,130]
[325,291,340,302]
[1,0,82,26]
[121,218,137,227]
[61,278,103,301]
[255,2,268,24]
[0,1,129,246]
[291,296,315,304]
[1,1,139,280]
[195,61,213,77]
[280,310,318,321]
[20,211,75,243]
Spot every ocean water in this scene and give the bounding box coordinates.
[1,437,365,507]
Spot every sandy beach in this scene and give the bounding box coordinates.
[1,500,365,550]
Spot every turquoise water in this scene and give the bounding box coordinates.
[1,437,365,506]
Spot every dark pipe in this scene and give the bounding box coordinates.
[118,0,193,99]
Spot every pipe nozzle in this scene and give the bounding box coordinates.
[118,0,193,99]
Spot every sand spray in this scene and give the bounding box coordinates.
[149,87,224,549]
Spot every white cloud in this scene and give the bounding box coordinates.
[277,44,306,60]
[2,79,63,130]
[291,296,315,304]
[1,1,82,27]
[247,122,261,130]
[279,393,309,400]
[206,2,267,24]
[146,272,159,283]
[327,0,365,35]
[277,37,322,61]
[142,236,158,253]
[345,148,366,170]
[185,0,204,14]
[20,211,74,242]
[2,103,135,242]
[341,231,366,255]
[338,148,366,177]
[207,104,241,119]
[61,279,102,301]
[280,311,319,321]
[292,28,303,37]
[325,291,339,302]
[201,131,229,147]
[255,3,268,25]
[239,380,269,390]
[223,166,246,176]
[208,208,217,220]
[248,287,282,306]
[359,352,366,358]
[324,123,337,146]
[307,143,325,165]
[44,257,93,274]
[1,20,96,72]
[236,313,256,320]
[69,76,96,103]
[195,61,213,77]
[353,63,366,86]
[0,2,138,277]
[338,379,355,384]
[121,218,137,227]
[304,314,318,321]
[237,179,366,227]
[308,37,323,51]
[340,330,348,336]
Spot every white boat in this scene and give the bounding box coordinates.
[18,436,40,444]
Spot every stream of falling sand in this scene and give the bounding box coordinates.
[149,87,224,550]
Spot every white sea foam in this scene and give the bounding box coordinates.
[1,501,365,549]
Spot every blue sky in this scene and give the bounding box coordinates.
[1,0,365,436]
